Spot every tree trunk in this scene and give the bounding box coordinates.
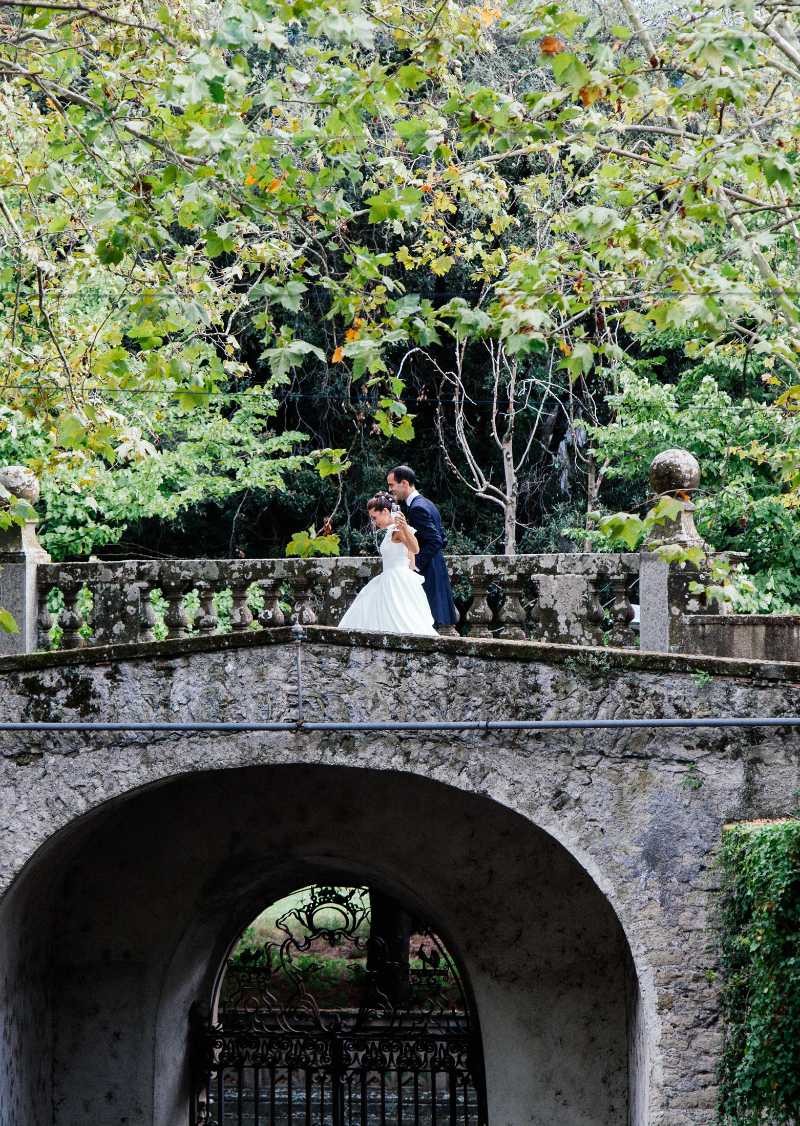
[583,454,597,552]
[502,437,517,556]
[367,889,413,1006]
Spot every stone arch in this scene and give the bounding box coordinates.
[0,761,654,1126]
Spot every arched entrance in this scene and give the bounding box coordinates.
[0,764,650,1125]
[194,884,486,1124]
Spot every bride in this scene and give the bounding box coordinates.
[338,492,438,636]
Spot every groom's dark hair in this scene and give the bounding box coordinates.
[390,464,416,485]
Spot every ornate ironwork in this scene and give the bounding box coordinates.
[192,885,486,1125]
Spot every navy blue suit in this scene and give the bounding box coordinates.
[404,494,458,627]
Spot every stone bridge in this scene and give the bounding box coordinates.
[1,624,798,1126]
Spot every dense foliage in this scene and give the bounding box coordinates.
[718,820,800,1125]
[0,0,799,598]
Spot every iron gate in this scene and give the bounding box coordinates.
[192,885,486,1125]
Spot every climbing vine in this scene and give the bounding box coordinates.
[718,819,800,1125]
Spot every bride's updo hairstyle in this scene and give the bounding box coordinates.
[366,491,395,513]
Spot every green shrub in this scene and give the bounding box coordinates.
[718,820,800,1124]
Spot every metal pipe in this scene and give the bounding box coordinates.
[0,718,799,733]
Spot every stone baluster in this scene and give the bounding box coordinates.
[36,577,55,650]
[59,579,85,650]
[608,575,635,645]
[196,583,219,635]
[291,577,317,626]
[497,578,527,640]
[526,578,541,637]
[138,583,158,644]
[465,571,494,638]
[162,578,190,639]
[586,575,606,642]
[258,580,285,629]
[230,578,254,632]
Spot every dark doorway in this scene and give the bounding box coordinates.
[192,884,487,1125]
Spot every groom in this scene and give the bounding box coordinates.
[387,465,458,631]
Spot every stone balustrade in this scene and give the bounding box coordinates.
[4,449,798,662]
[34,552,641,651]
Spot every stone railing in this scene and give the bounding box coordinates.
[2,451,799,662]
[33,552,642,651]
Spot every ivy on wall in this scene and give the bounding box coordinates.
[718,819,800,1125]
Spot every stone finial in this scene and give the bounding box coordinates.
[0,463,48,563]
[648,449,700,497]
[0,465,40,506]
[645,448,706,550]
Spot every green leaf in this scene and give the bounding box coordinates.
[762,155,793,191]
[207,76,226,104]
[174,387,211,411]
[395,117,433,154]
[0,608,19,634]
[96,227,130,265]
[598,512,643,550]
[261,338,326,378]
[57,414,87,449]
[317,449,352,477]
[550,53,591,91]
[396,64,428,91]
[286,528,341,558]
[365,187,423,223]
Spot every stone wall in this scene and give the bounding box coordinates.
[0,628,799,1125]
[675,613,800,663]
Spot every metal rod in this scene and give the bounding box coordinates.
[301,717,800,732]
[1,717,799,732]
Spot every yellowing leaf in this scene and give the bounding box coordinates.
[478,3,501,26]
[776,385,800,410]
[331,345,345,363]
[579,84,603,107]
[431,254,455,276]
[433,191,457,214]
[267,177,283,192]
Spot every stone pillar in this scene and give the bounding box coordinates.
[638,553,671,652]
[638,449,708,653]
[0,466,50,656]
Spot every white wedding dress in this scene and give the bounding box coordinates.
[338,524,438,636]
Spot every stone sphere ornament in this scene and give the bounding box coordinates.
[645,448,706,549]
[0,465,40,505]
[649,448,701,497]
